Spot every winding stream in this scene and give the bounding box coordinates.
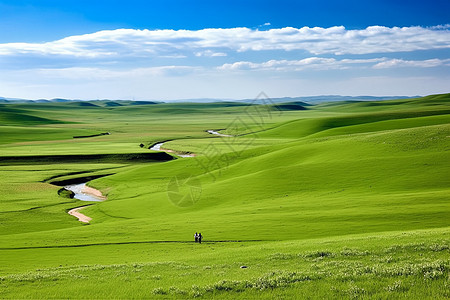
[207,130,233,137]
[65,183,105,223]
[65,183,105,202]
[150,141,195,158]
[150,142,164,151]
[66,130,228,222]
[149,130,231,158]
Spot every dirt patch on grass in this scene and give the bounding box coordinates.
[83,185,106,200]
[67,183,106,223]
[68,206,92,223]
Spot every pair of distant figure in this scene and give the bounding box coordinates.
[194,232,203,244]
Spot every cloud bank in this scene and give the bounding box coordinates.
[0,25,448,99]
[219,57,450,71]
[0,25,449,58]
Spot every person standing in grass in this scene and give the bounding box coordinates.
[198,233,203,244]
[194,232,198,243]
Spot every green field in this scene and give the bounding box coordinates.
[0,94,449,299]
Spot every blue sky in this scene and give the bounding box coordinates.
[0,0,449,100]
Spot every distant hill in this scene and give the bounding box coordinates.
[273,102,309,111]
[104,101,123,107]
[0,95,421,105]
[238,95,419,104]
[71,102,99,107]
[51,98,71,103]
[129,101,159,105]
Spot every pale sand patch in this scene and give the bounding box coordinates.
[68,206,92,223]
[82,185,106,200]
[160,147,196,157]
[67,185,105,223]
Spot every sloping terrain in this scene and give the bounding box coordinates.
[0,94,448,298]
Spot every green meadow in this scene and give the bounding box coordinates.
[0,94,449,299]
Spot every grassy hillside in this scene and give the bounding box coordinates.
[0,94,449,298]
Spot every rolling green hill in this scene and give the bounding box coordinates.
[0,94,448,299]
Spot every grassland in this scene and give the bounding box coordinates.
[0,94,449,299]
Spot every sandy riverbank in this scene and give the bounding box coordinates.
[83,184,107,200]
[65,183,106,223]
[68,206,92,223]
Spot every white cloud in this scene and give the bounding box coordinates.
[159,54,187,58]
[194,50,227,57]
[0,25,449,59]
[34,65,198,80]
[219,57,450,72]
[0,26,448,100]
[373,58,450,69]
[219,57,386,71]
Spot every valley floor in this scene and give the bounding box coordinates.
[0,94,449,298]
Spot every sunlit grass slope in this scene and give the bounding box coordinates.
[84,115,449,243]
[0,94,448,298]
[1,229,448,299]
